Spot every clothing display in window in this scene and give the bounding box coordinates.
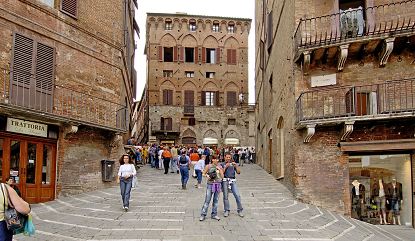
[351,180,365,220]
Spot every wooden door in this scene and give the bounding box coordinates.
[356,92,368,116]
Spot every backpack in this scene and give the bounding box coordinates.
[207,165,217,180]
[179,155,188,165]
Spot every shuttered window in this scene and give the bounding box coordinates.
[162,89,173,105]
[184,90,194,106]
[12,34,33,86]
[227,49,237,65]
[161,117,172,131]
[61,0,78,18]
[227,91,237,107]
[36,43,54,92]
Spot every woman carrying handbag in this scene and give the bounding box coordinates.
[0,183,31,240]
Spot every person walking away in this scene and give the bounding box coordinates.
[135,147,142,166]
[0,182,31,240]
[157,146,164,170]
[240,149,246,166]
[150,145,156,168]
[162,147,172,174]
[194,155,206,188]
[142,145,148,165]
[222,152,244,217]
[170,146,179,173]
[178,151,191,189]
[233,149,240,165]
[203,147,210,166]
[198,146,203,159]
[199,156,224,221]
[190,150,199,178]
[117,154,136,211]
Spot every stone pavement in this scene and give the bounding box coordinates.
[16,164,415,241]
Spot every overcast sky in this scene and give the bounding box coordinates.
[134,0,255,103]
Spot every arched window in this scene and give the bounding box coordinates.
[165,19,173,30]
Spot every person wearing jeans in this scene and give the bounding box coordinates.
[222,152,244,217]
[200,156,224,221]
[117,154,136,211]
[178,151,191,189]
[194,155,206,188]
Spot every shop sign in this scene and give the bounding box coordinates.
[311,74,336,87]
[6,118,48,138]
[161,140,175,144]
[149,136,157,142]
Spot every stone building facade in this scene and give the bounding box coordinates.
[256,0,415,227]
[0,0,138,203]
[145,13,253,147]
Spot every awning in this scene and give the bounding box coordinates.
[203,137,218,145]
[224,138,240,145]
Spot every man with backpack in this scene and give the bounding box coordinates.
[222,152,244,218]
[199,156,224,221]
[178,150,191,189]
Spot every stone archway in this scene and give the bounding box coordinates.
[181,128,196,145]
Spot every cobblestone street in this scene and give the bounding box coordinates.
[16,164,415,241]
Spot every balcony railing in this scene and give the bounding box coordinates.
[184,105,194,115]
[296,79,415,123]
[1,69,127,132]
[294,0,415,49]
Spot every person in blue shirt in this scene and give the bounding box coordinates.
[221,152,244,218]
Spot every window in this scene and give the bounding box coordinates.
[162,89,173,105]
[163,47,173,62]
[227,91,237,106]
[227,49,237,65]
[269,74,273,90]
[189,118,196,126]
[160,117,173,131]
[205,92,215,106]
[189,21,196,31]
[206,48,216,64]
[227,24,235,33]
[228,119,236,125]
[165,20,173,30]
[206,72,215,79]
[267,11,273,51]
[185,48,194,63]
[163,70,173,78]
[40,0,54,7]
[60,0,78,18]
[260,40,265,70]
[212,23,220,32]
[185,71,194,78]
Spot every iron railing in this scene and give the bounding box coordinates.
[296,78,415,122]
[294,0,415,49]
[1,69,127,131]
[183,105,195,115]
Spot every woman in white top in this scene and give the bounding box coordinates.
[117,154,136,211]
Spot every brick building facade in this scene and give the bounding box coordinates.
[144,13,254,147]
[0,0,138,203]
[256,0,415,227]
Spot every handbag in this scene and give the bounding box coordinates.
[1,183,27,233]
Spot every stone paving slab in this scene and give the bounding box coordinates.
[15,164,415,241]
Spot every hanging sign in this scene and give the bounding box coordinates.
[6,118,48,137]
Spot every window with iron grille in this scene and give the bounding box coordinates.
[163,70,173,78]
[61,0,78,18]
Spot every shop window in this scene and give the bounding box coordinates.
[212,23,220,32]
[228,118,236,125]
[185,48,194,63]
[163,70,173,78]
[163,47,173,62]
[42,145,52,184]
[206,48,216,64]
[206,72,215,79]
[185,71,194,78]
[349,154,412,226]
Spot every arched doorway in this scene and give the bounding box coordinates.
[181,128,196,146]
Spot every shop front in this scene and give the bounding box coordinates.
[349,154,413,226]
[0,116,58,203]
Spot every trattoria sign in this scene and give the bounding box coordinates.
[6,118,48,138]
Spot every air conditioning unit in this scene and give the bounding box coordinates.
[340,6,365,38]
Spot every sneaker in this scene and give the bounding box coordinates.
[238,211,244,217]
[199,216,205,221]
[212,216,221,221]
[183,184,187,190]
[224,211,229,217]
[195,184,198,188]
[124,207,129,212]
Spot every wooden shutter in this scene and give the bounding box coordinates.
[227,91,236,106]
[184,90,194,105]
[215,91,220,106]
[11,34,34,107]
[61,0,78,18]
[201,47,206,63]
[160,117,165,130]
[173,46,178,62]
[216,48,220,64]
[35,43,55,111]
[232,49,237,65]
[166,118,172,131]
[168,90,173,105]
[179,46,184,62]
[158,46,163,61]
[227,49,231,64]
[194,47,198,63]
[163,89,168,105]
[201,91,206,106]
